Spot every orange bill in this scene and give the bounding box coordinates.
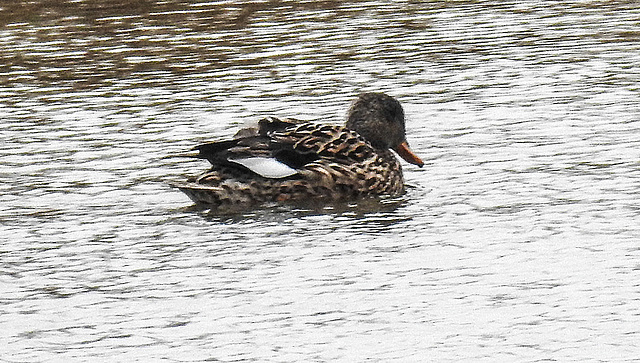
[395,141,424,167]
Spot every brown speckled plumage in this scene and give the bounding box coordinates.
[171,93,423,209]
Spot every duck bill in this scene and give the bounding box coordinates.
[395,141,424,167]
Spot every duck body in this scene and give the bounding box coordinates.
[172,93,423,208]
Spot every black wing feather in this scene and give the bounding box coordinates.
[191,117,319,170]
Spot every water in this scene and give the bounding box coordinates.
[1,1,639,361]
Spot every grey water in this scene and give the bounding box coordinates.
[1,1,639,362]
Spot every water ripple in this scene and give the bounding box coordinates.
[1,1,639,362]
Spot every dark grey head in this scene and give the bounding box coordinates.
[346,92,406,149]
[346,92,423,167]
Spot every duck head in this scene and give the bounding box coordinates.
[346,92,424,167]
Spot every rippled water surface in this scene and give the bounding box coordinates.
[1,1,639,362]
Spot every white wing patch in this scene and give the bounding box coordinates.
[228,157,299,179]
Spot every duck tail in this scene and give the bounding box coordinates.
[162,151,200,160]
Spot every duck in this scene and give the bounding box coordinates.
[171,92,423,208]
